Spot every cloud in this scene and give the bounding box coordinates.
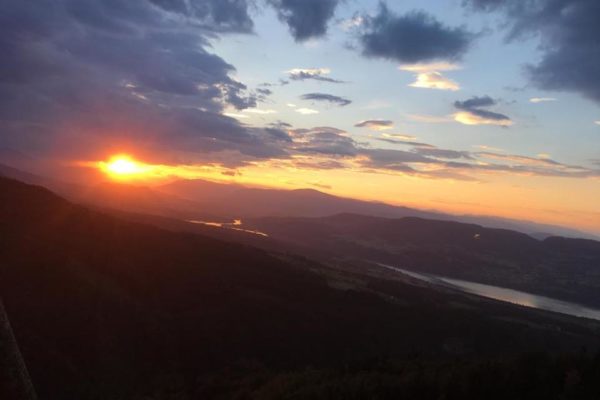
[296,108,320,115]
[283,125,600,181]
[223,112,250,119]
[399,62,461,72]
[594,121,600,126]
[375,133,433,148]
[340,15,365,31]
[148,0,254,33]
[464,0,600,104]
[453,96,512,126]
[473,144,504,152]
[382,133,417,140]
[292,127,358,156]
[354,119,394,130]
[243,108,278,114]
[376,137,434,148]
[287,68,344,83]
[268,0,340,42]
[0,0,299,168]
[399,62,461,91]
[453,112,513,126]
[414,147,474,160]
[408,71,460,91]
[268,120,293,129]
[359,148,430,171]
[358,3,474,63]
[300,93,352,106]
[529,97,557,103]
[256,87,273,102]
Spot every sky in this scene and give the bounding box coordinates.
[1,0,599,235]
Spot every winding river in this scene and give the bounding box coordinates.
[378,263,600,321]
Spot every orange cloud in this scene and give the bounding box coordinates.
[453,111,513,126]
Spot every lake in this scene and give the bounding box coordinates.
[378,263,600,321]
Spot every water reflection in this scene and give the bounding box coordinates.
[378,263,600,321]
[187,219,269,237]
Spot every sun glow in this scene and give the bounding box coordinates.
[100,155,149,180]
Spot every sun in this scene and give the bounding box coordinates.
[100,155,147,179]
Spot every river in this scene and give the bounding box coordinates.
[378,263,600,321]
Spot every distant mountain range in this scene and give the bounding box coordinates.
[1,163,596,240]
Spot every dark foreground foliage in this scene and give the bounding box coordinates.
[110,352,600,399]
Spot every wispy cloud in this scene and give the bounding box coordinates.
[340,15,364,31]
[453,112,513,126]
[224,113,249,119]
[399,62,461,72]
[296,108,319,115]
[453,96,512,126]
[529,97,557,103]
[287,68,344,83]
[280,125,600,181]
[473,144,504,152]
[243,108,278,115]
[382,133,417,140]
[400,62,460,91]
[408,71,460,91]
[301,93,352,106]
[355,119,394,130]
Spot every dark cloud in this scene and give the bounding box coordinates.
[257,88,273,96]
[293,159,346,170]
[292,127,358,156]
[359,3,474,63]
[453,96,511,123]
[354,119,394,129]
[375,137,434,148]
[288,69,344,83]
[300,93,352,107]
[268,120,293,129]
[0,0,289,167]
[414,147,474,160]
[256,87,273,103]
[263,127,293,142]
[360,148,430,165]
[464,0,600,104]
[454,96,495,109]
[268,0,340,42]
[148,0,254,33]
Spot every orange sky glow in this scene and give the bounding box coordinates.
[82,153,600,236]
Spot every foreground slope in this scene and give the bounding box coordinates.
[0,177,599,399]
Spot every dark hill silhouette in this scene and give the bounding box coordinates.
[1,176,599,398]
[158,178,443,219]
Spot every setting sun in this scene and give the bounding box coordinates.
[100,155,148,180]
